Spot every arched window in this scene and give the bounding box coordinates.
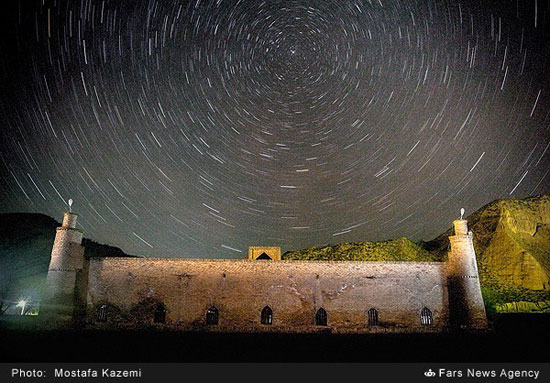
[96,304,107,322]
[315,308,327,326]
[367,308,379,326]
[261,306,273,325]
[154,304,166,323]
[421,307,433,326]
[206,307,219,325]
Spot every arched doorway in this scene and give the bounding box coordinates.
[315,308,327,326]
[367,308,379,326]
[96,304,107,322]
[154,304,166,323]
[206,307,219,325]
[261,306,273,325]
[420,307,433,326]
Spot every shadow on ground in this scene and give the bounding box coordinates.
[0,314,548,362]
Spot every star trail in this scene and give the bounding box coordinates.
[0,0,549,257]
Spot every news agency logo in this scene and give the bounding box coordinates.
[424,369,436,378]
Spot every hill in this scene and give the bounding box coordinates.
[0,213,133,315]
[284,195,550,314]
[423,195,550,290]
[423,195,550,314]
[283,237,440,262]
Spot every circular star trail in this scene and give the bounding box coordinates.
[0,0,549,257]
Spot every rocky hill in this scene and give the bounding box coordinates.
[285,195,550,314]
[423,195,550,291]
[0,213,132,314]
[424,195,550,314]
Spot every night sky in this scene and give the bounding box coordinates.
[0,0,549,257]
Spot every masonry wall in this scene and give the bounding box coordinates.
[448,232,488,329]
[86,258,449,333]
[41,227,85,326]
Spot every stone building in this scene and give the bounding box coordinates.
[40,211,488,332]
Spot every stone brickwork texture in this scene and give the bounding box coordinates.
[41,225,85,325]
[86,258,449,332]
[448,229,488,329]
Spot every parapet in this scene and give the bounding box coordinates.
[62,212,78,229]
[453,219,468,236]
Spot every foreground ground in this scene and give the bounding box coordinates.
[0,314,548,362]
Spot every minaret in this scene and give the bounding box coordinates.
[40,206,86,327]
[447,210,488,330]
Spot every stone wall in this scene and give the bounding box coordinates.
[449,229,489,330]
[86,258,449,333]
[41,227,85,326]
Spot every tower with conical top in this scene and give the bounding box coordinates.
[40,202,87,327]
[447,209,488,330]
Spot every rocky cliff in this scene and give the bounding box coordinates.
[423,195,550,292]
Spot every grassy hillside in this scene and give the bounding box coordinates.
[0,213,132,314]
[283,237,441,262]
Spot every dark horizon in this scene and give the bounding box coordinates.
[1,0,549,258]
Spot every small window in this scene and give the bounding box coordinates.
[261,306,273,325]
[206,307,219,325]
[154,304,166,323]
[315,308,327,326]
[421,307,433,326]
[367,308,379,326]
[96,304,107,322]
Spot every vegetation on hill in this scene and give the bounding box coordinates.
[283,237,441,262]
